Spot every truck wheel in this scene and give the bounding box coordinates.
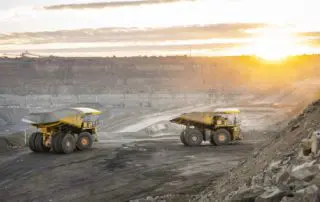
[185,128,203,146]
[213,129,231,146]
[210,137,217,146]
[35,133,50,152]
[28,132,38,152]
[76,132,93,151]
[52,133,63,153]
[60,134,76,154]
[180,131,188,146]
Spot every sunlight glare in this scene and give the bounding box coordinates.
[251,28,300,61]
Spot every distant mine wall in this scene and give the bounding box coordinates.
[0,57,257,94]
[1,56,320,95]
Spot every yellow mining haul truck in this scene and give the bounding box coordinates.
[22,107,102,154]
[170,108,242,146]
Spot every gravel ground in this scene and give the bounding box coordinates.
[0,97,293,202]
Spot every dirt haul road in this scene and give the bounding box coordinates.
[0,104,291,202]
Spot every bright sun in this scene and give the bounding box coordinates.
[250,28,299,61]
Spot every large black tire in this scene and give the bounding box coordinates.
[184,128,203,146]
[180,131,188,146]
[210,136,217,146]
[35,133,50,152]
[28,132,38,152]
[212,128,231,146]
[60,134,76,154]
[52,133,63,153]
[76,132,93,151]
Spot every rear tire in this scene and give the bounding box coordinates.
[185,128,203,146]
[212,129,231,146]
[76,132,93,151]
[28,132,38,152]
[35,133,50,152]
[180,131,188,146]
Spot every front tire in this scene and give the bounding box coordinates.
[76,132,93,151]
[180,131,188,146]
[212,129,231,146]
[185,128,203,146]
[210,136,217,146]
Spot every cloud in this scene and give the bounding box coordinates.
[297,32,320,38]
[0,23,266,45]
[44,0,195,10]
[296,31,320,47]
[306,38,320,47]
[2,41,243,52]
[1,41,244,57]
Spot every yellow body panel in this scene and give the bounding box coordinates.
[213,108,240,114]
[60,115,83,128]
[179,112,216,125]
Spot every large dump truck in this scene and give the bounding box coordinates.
[170,108,242,146]
[22,107,102,154]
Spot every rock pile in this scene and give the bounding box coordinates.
[193,99,320,202]
[227,153,320,201]
[223,100,320,202]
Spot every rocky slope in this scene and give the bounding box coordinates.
[194,99,320,202]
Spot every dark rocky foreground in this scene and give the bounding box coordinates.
[192,100,320,202]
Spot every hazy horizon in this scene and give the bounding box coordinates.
[1,0,320,59]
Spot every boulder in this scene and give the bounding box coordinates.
[0,137,9,153]
[289,161,319,181]
[0,131,27,153]
[310,173,320,187]
[229,186,264,202]
[251,173,265,187]
[268,160,282,173]
[255,187,286,202]
[263,174,273,187]
[301,138,312,156]
[288,180,310,192]
[300,131,320,156]
[295,185,320,202]
[275,167,290,184]
[280,196,303,202]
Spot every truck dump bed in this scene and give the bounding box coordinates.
[22,107,102,128]
[170,112,216,126]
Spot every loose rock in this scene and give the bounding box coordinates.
[289,161,319,181]
[229,186,264,202]
[256,186,286,202]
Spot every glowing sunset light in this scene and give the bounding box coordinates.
[249,28,304,61]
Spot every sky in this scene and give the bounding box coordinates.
[0,0,320,58]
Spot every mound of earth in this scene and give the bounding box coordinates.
[0,131,27,153]
[194,99,320,202]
